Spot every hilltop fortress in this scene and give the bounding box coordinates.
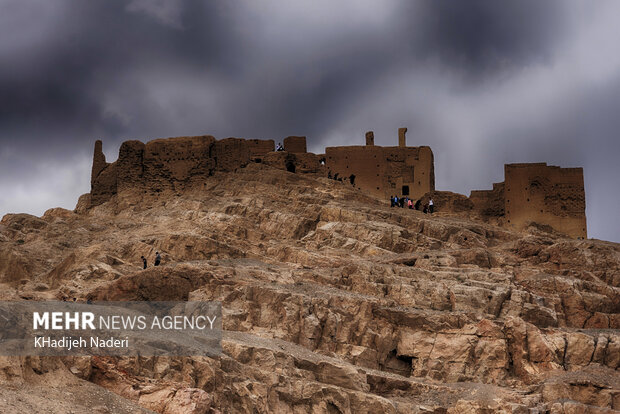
[87,130,587,239]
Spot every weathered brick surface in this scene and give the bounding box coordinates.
[283,136,307,153]
[469,163,587,239]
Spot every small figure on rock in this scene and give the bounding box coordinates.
[141,255,147,269]
[429,198,434,214]
[154,251,161,266]
[276,143,284,151]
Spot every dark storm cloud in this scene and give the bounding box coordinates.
[400,1,566,73]
[0,1,235,151]
[1,0,619,241]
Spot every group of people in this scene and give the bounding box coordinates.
[141,251,162,269]
[391,195,434,214]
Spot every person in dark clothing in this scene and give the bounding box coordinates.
[154,252,161,266]
[414,199,421,210]
[276,143,284,151]
[390,196,395,207]
[141,256,147,269]
[428,198,434,214]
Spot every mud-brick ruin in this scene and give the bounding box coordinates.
[325,128,435,200]
[88,130,587,238]
[471,163,587,239]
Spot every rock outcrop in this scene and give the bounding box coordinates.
[1,160,617,413]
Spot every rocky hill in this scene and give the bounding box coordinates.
[0,163,618,413]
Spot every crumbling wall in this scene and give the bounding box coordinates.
[142,136,216,192]
[468,164,586,238]
[90,163,117,207]
[283,136,307,153]
[325,141,434,200]
[419,191,474,213]
[262,152,322,174]
[212,138,251,172]
[504,163,586,238]
[90,140,117,206]
[116,140,146,192]
[470,182,505,218]
[90,135,249,206]
[246,139,275,159]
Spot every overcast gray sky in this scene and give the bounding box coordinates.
[1,0,618,242]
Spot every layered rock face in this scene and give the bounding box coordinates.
[0,163,618,413]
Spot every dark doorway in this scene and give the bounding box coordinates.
[402,185,409,196]
[286,162,296,173]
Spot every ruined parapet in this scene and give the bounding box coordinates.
[283,136,307,153]
[504,163,586,238]
[365,131,374,146]
[246,139,275,160]
[398,128,407,147]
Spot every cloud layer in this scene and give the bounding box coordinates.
[1,0,618,241]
